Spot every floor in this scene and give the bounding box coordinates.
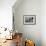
[0,39,16,46]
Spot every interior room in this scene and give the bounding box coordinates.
[0,0,46,46]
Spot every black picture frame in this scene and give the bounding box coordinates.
[23,15,36,25]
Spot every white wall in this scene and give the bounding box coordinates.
[41,0,46,46]
[13,0,46,46]
[0,0,16,30]
[13,0,41,46]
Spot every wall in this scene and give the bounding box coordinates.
[0,0,16,30]
[13,0,41,46]
[41,0,46,46]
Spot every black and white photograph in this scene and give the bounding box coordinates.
[23,15,36,25]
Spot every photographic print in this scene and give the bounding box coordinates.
[23,15,36,25]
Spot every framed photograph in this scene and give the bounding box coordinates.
[23,15,36,25]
